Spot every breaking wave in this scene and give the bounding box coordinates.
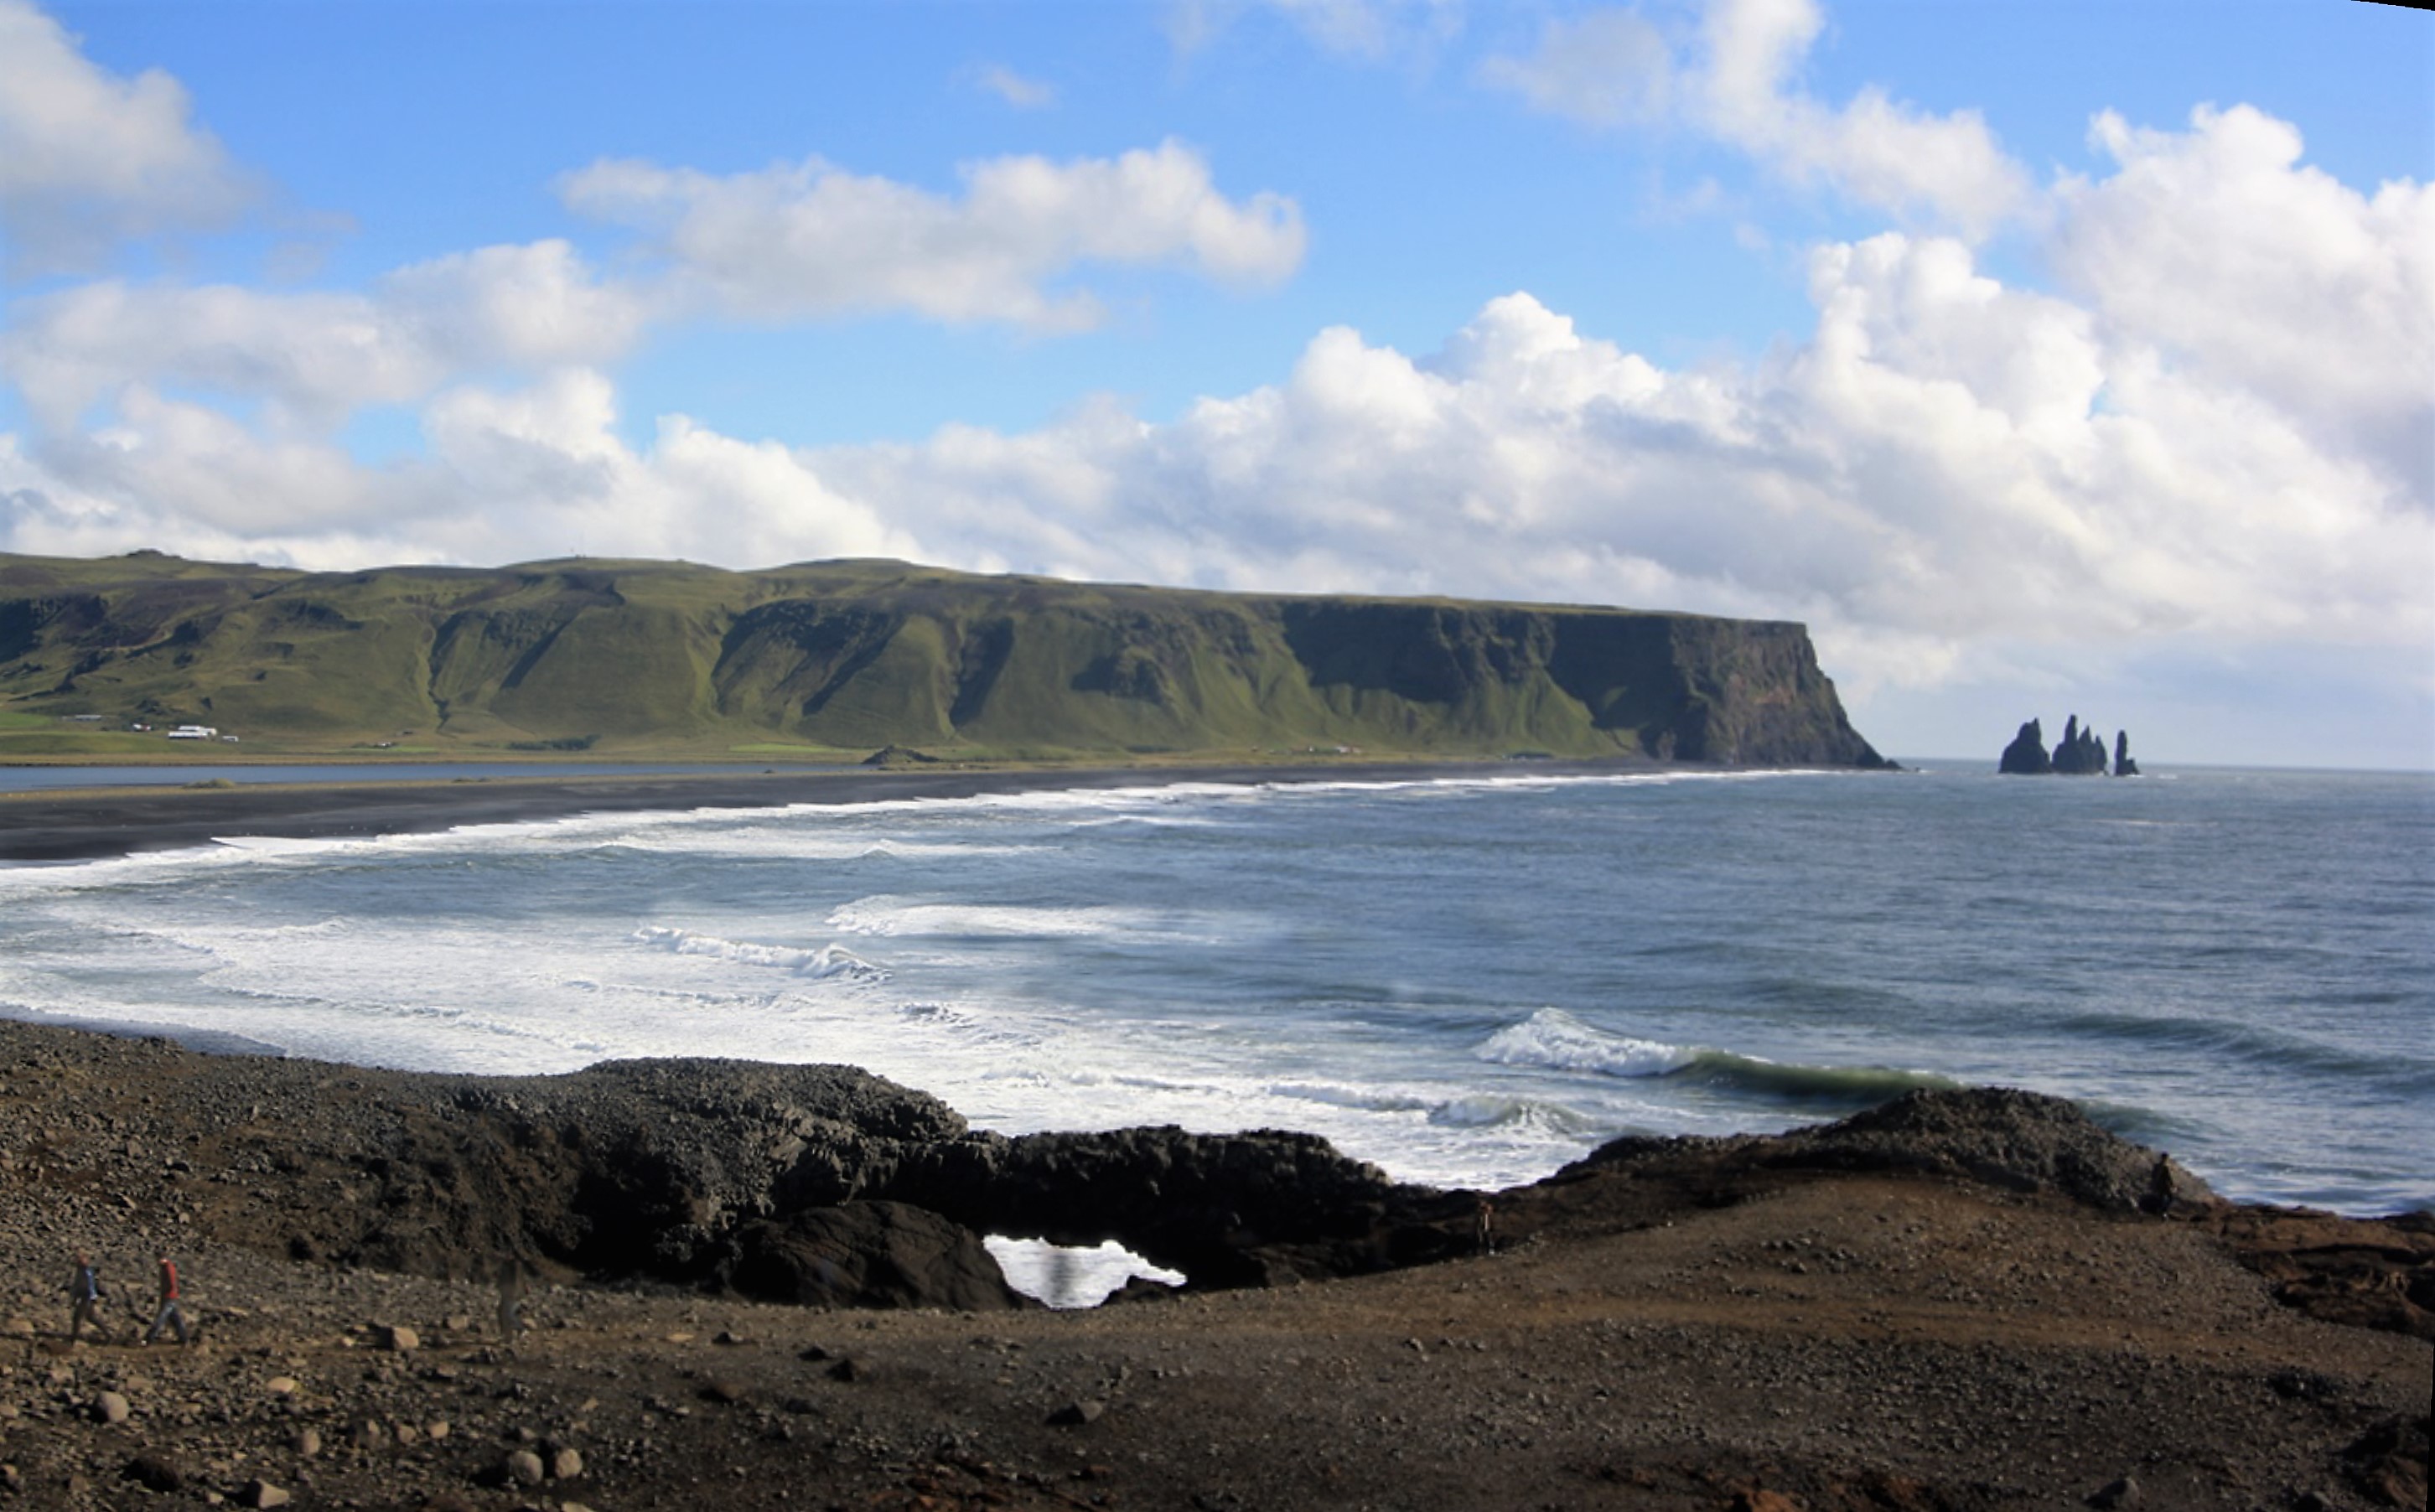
[633,925,887,981]
[1475,1008,1954,1106]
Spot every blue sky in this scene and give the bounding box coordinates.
[2,0,2429,766]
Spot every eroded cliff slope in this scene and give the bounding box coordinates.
[0,552,1888,764]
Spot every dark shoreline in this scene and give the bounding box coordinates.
[0,1017,2426,1511]
[0,754,1664,863]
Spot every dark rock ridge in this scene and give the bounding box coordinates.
[1999,714,2137,774]
[0,551,1890,766]
[7,1021,2431,1343]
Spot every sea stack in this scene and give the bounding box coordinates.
[1998,716,2139,775]
[2051,716,2109,775]
[1997,719,2052,774]
[2113,731,2139,777]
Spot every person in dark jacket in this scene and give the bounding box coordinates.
[65,1252,107,1343]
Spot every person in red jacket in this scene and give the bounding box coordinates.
[143,1255,191,1345]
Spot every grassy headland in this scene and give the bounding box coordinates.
[0,551,1888,770]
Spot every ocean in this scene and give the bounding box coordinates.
[3,765,2428,1224]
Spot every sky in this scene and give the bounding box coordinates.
[0,0,2428,767]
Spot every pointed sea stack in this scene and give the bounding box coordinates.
[2113,731,2138,777]
[2052,715,2108,775]
[1998,718,2052,774]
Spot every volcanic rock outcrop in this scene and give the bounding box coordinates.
[1998,718,2053,774]
[1999,715,2137,775]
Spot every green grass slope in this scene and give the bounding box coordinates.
[0,551,1888,767]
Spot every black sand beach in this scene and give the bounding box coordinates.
[0,758,1615,864]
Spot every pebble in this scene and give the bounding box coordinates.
[377,1323,419,1352]
[551,1446,584,1478]
[503,1447,547,1487]
[91,1390,130,1426]
[239,1478,292,1509]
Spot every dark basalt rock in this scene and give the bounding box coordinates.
[2052,715,2109,774]
[727,1201,1029,1311]
[1565,1086,2214,1214]
[1998,719,2051,774]
[2000,715,2136,775]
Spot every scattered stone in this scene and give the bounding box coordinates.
[350,1419,391,1452]
[121,1452,188,1491]
[2087,1475,2142,1509]
[550,1446,584,1479]
[443,1313,473,1333]
[827,1356,863,1382]
[91,1390,131,1425]
[238,1479,292,1509]
[796,1343,833,1361]
[0,1463,19,1496]
[264,1376,298,1396]
[426,1420,451,1442]
[504,1449,547,1487]
[1048,1400,1106,1427]
[700,1378,748,1406]
[292,1427,321,1458]
[376,1323,419,1352]
[713,1328,749,1345]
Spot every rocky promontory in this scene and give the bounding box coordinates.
[0,1020,2426,1510]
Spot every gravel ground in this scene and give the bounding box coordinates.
[0,1023,2425,1512]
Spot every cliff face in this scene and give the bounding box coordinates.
[0,552,1888,767]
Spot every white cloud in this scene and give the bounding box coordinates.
[0,241,648,432]
[1483,0,2032,239]
[971,64,1056,111]
[557,141,1305,330]
[2051,104,2435,498]
[0,0,257,275]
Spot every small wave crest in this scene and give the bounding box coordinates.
[1474,1007,1696,1078]
[1474,1007,1953,1106]
[633,925,887,982]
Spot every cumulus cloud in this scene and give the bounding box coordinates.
[1,368,921,571]
[557,141,1305,330]
[1483,0,2032,238]
[0,0,257,275]
[2051,105,2435,497]
[0,241,648,432]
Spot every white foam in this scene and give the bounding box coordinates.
[633,925,887,981]
[1474,1007,1697,1079]
[825,895,1186,943]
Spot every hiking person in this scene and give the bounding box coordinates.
[143,1254,191,1345]
[65,1252,107,1343]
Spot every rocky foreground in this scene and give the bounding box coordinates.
[0,1021,2426,1511]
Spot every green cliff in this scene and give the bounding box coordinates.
[0,551,1888,767]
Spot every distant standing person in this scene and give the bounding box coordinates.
[1475,1197,1496,1256]
[143,1254,191,1345]
[65,1251,107,1343]
[496,1256,526,1337]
